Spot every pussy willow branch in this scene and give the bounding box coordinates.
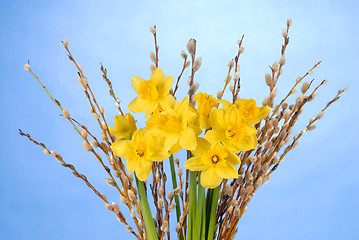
[232,34,244,103]
[173,57,188,97]
[18,129,141,240]
[63,46,146,235]
[100,64,124,116]
[27,68,144,238]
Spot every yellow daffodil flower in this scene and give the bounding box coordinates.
[128,68,176,117]
[220,99,271,125]
[206,106,258,152]
[146,96,199,152]
[194,92,219,129]
[184,137,240,188]
[110,129,169,181]
[109,113,137,140]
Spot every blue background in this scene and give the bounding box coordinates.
[1,0,358,239]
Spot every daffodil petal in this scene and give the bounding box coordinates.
[164,134,179,151]
[251,105,271,124]
[234,99,246,108]
[225,151,241,165]
[150,147,170,161]
[128,96,148,113]
[176,96,189,121]
[131,76,143,92]
[210,108,226,130]
[238,132,258,151]
[219,99,232,112]
[199,114,210,130]
[108,127,123,140]
[145,101,158,118]
[111,140,133,160]
[131,129,146,143]
[200,168,223,189]
[179,127,197,150]
[158,76,174,96]
[158,95,176,110]
[169,143,182,155]
[192,137,211,156]
[126,156,139,173]
[135,160,153,181]
[217,163,238,179]
[184,156,208,171]
[150,68,165,85]
[225,106,240,123]
[205,130,226,145]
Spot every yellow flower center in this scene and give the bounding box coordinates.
[194,93,218,116]
[238,99,258,122]
[225,123,240,139]
[136,147,145,157]
[211,155,219,163]
[133,140,151,160]
[157,112,182,132]
[203,143,228,167]
[138,79,159,101]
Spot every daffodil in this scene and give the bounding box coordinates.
[109,113,137,140]
[220,99,271,125]
[146,96,199,153]
[206,106,258,152]
[184,137,240,188]
[194,92,219,129]
[128,68,175,117]
[110,129,169,181]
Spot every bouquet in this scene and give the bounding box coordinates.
[20,20,347,240]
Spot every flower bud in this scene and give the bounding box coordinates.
[228,59,234,68]
[272,61,278,72]
[105,178,115,186]
[193,57,202,71]
[93,113,100,120]
[229,83,234,93]
[24,64,31,71]
[168,190,174,200]
[150,52,156,63]
[62,39,68,46]
[150,26,156,34]
[279,55,285,65]
[157,198,164,209]
[287,19,292,26]
[62,109,70,119]
[234,72,240,81]
[181,50,187,59]
[317,111,324,119]
[282,29,288,38]
[105,202,112,211]
[265,73,272,86]
[217,90,223,99]
[187,39,196,55]
[80,127,88,138]
[112,202,119,213]
[82,141,92,151]
[301,81,309,93]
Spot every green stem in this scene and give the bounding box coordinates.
[169,155,183,240]
[195,172,206,240]
[188,170,197,240]
[207,186,220,240]
[205,188,213,237]
[135,174,158,240]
